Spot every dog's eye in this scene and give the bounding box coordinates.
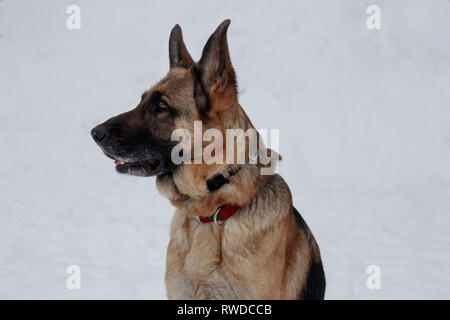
[158,99,168,110]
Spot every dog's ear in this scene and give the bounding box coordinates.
[169,24,194,69]
[197,19,237,112]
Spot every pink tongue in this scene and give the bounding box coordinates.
[114,160,123,165]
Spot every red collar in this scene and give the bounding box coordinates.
[198,204,241,224]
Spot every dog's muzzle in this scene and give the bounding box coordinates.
[90,123,173,177]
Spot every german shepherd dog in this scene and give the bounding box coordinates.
[91,20,325,299]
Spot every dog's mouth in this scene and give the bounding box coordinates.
[113,158,162,176]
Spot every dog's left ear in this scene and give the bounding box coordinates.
[169,24,194,69]
[197,19,237,112]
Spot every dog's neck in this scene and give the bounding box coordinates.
[206,167,240,192]
[155,104,277,218]
[156,164,270,218]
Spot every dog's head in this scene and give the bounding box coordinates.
[91,20,238,177]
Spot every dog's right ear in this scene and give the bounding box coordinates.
[197,20,236,98]
[169,24,194,69]
[195,19,237,116]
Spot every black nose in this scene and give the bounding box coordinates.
[91,124,108,143]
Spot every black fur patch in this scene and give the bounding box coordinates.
[301,260,326,300]
[292,206,309,238]
[292,206,326,300]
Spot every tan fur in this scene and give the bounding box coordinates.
[159,170,318,299]
[93,20,324,299]
[155,21,324,300]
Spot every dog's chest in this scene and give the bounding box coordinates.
[166,219,244,299]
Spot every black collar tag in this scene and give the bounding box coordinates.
[206,168,240,192]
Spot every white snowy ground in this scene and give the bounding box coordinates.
[1,0,449,299]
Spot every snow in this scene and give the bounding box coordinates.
[1,0,449,299]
